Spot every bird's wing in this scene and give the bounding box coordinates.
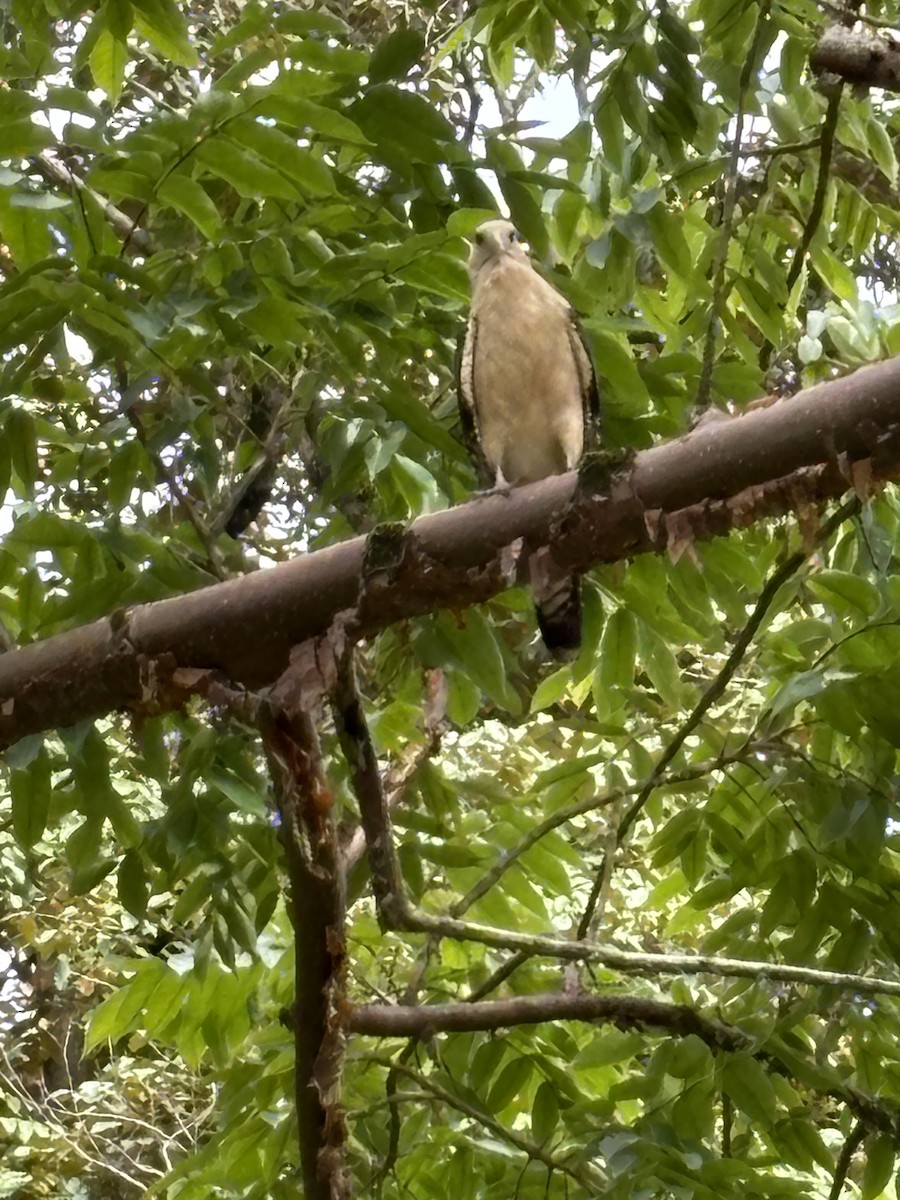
[455,318,491,485]
[566,310,601,447]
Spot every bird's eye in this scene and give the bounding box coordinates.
[508,229,518,243]
[475,231,485,245]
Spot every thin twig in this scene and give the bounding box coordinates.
[0,1051,149,1191]
[125,402,228,581]
[696,0,773,410]
[467,949,531,1001]
[817,0,900,30]
[785,88,842,295]
[452,748,755,919]
[457,55,482,148]
[722,1091,732,1157]
[576,495,860,938]
[29,154,153,251]
[331,647,404,921]
[341,732,441,879]
[365,1056,606,1191]
[828,1121,866,1200]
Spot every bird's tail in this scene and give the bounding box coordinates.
[529,550,582,658]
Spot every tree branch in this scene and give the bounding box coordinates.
[4,356,900,745]
[350,991,736,1038]
[353,994,900,1139]
[29,154,152,253]
[829,1121,866,1200]
[784,87,842,296]
[811,26,900,89]
[341,731,441,882]
[262,658,349,1200]
[392,896,900,1000]
[577,495,860,936]
[330,645,404,921]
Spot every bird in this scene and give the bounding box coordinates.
[457,217,599,657]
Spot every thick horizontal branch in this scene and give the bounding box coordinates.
[350,992,736,1040]
[351,991,900,1138]
[811,26,900,90]
[4,356,900,745]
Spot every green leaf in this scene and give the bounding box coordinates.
[0,434,10,502]
[594,607,637,716]
[574,1029,645,1068]
[530,665,571,712]
[427,610,522,714]
[274,9,349,36]
[173,873,217,925]
[368,27,425,83]
[809,242,858,304]
[117,851,150,917]
[11,750,52,847]
[395,251,469,302]
[531,1081,559,1145]
[6,406,37,497]
[487,1057,532,1114]
[10,192,71,211]
[85,967,160,1050]
[721,1056,778,1127]
[863,1133,894,1200]
[352,85,457,165]
[11,511,89,549]
[194,136,298,201]
[734,275,784,346]
[227,118,334,196]
[90,28,129,104]
[44,85,103,120]
[807,569,880,616]
[208,768,267,816]
[252,93,371,145]
[108,438,147,509]
[644,204,693,278]
[378,387,467,461]
[0,119,53,159]
[866,118,896,186]
[595,98,624,171]
[583,327,650,412]
[485,136,548,255]
[133,0,196,66]
[157,174,222,241]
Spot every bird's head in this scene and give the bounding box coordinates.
[467,219,528,280]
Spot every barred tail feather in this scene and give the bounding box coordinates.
[529,548,582,657]
[535,578,581,658]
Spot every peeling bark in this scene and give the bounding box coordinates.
[263,662,348,1200]
[4,357,900,745]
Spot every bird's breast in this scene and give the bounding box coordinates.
[470,262,583,484]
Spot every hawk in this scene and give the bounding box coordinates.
[457,218,599,656]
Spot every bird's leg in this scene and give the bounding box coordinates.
[491,465,511,493]
[475,465,513,497]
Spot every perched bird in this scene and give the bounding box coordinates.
[457,217,599,656]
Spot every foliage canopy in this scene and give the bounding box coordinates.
[4,0,900,1197]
